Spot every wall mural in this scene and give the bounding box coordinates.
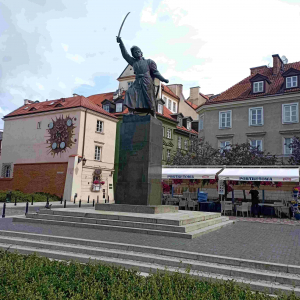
[46,115,77,156]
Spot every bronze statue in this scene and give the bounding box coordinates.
[116,37,169,118]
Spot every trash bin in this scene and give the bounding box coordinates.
[198,192,208,202]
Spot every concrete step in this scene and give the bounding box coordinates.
[1,230,299,276]
[12,216,235,239]
[36,209,222,226]
[23,212,229,234]
[0,232,299,296]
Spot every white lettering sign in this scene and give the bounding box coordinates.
[218,180,225,195]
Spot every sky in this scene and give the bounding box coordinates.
[1,0,300,129]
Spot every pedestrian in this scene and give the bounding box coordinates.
[249,185,260,217]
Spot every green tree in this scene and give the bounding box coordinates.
[288,136,300,165]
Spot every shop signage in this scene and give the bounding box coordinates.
[202,175,209,179]
[218,180,225,195]
[282,178,291,181]
[239,176,272,181]
[167,175,194,179]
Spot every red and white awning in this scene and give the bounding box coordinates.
[218,168,300,182]
[162,168,222,180]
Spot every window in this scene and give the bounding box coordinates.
[103,104,110,112]
[166,149,171,160]
[219,111,232,129]
[178,137,181,149]
[162,126,165,137]
[286,76,298,88]
[167,128,172,139]
[94,146,102,161]
[249,107,263,126]
[163,96,167,105]
[96,120,103,133]
[168,99,171,110]
[253,81,263,93]
[187,121,191,130]
[220,141,231,153]
[116,103,123,113]
[158,104,163,114]
[284,137,293,155]
[199,115,204,131]
[178,117,182,127]
[184,139,188,150]
[1,164,11,178]
[128,81,133,87]
[250,139,262,151]
[172,102,176,112]
[282,103,299,123]
[37,122,41,129]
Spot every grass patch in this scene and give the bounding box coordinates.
[0,250,299,300]
[0,190,60,203]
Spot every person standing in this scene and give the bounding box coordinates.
[249,185,260,217]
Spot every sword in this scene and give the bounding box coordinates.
[117,12,130,38]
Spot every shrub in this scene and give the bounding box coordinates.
[0,190,60,203]
[0,250,299,300]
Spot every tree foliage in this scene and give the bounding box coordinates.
[168,137,278,166]
[288,136,300,165]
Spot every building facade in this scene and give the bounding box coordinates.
[197,54,300,162]
[0,95,118,202]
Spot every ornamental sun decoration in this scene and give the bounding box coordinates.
[46,115,76,156]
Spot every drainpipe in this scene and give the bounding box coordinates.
[82,109,87,159]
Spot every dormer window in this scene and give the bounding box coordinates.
[158,103,163,114]
[282,68,300,90]
[103,104,110,112]
[253,81,263,93]
[116,103,123,113]
[187,121,191,130]
[178,117,182,127]
[286,76,298,88]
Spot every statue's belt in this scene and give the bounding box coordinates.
[136,72,150,78]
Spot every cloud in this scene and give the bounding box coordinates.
[0,0,300,130]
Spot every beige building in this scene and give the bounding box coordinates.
[197,54,300,162]
[0,95,118,202]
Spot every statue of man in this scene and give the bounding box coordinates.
[116,37,169,118]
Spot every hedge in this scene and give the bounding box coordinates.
[0,190,60,203]
[0,250,299,300]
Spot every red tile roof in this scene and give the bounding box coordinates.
[88,91,197,135]
[161,84,180,100]
[5,96,118,119]
[185,100,198,110]
[205,61,300,106]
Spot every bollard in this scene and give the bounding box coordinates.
[97,197,99,204]
[87,195,90,203]
[108,196,109,204]
[31,196,34,205]
[93,199,95,207]
[25,201,29,215]
[74,197,76,204]
[14,197,17,206]
[2,203,6,218]
[64,199,66,208]
[60,197,63,204]
[79,199,81,207]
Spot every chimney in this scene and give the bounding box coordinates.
[250,65,268,76]
[189,86,200,105]
[73,93,80,97]
[272,54,283,75]
[167,84,183,98]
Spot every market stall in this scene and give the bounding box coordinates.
[218,167,300,217]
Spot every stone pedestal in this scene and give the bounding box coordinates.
[115,115,163,206]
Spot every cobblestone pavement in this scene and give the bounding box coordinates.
[229,216,300,226]
[1,214,300,266]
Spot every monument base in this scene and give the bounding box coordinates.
[95,203,178,214]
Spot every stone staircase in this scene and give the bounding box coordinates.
[0,230,299,296]
[12,208,235,239]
